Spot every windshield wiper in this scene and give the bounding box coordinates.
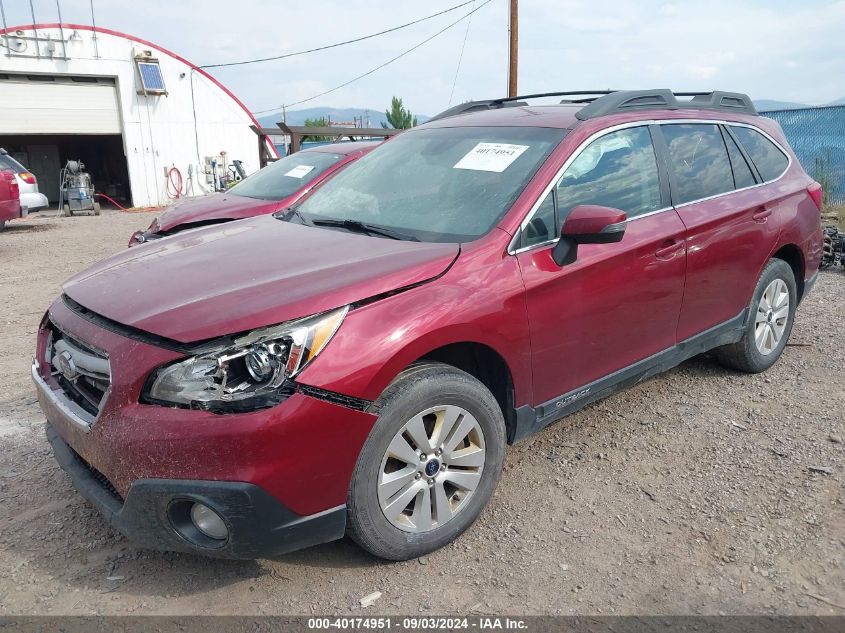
[310,218,419,241]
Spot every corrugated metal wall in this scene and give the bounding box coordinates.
[761,105,845,204]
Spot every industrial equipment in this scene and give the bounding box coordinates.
[58,160,100,216]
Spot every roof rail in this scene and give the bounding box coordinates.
[429,89,758,122]
[428,91,616,122]
[575,89,757,120]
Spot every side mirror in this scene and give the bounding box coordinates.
[552,205,628,266]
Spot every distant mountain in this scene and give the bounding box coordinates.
[257,107,430,129]
[754,99,810,111]
[754,97,845,111]
[255,99,845,125]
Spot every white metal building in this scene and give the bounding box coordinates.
[0,23,276,207]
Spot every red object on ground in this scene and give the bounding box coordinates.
[94,193,130,211]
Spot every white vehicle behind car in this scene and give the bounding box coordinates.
[0,149,49,213]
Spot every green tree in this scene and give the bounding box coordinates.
[302,116,329,142]
[382,96,417,129]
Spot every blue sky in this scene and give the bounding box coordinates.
[2,0,844,116]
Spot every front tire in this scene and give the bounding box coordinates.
[347,362,506,560]
[714,258,797,373]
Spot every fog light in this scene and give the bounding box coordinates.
[190,502,228,540]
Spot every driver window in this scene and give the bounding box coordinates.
[555,126,662,228]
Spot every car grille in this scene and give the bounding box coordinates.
[47,324,111,419]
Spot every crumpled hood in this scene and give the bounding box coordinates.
[155,193,282,233]
[64,215,459,343]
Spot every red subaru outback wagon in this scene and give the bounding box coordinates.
[34,90,823,560]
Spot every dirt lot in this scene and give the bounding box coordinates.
[0,211,842,616]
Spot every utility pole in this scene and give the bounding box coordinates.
[507,0,518,97]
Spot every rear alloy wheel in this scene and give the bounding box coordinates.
[754,278,790,355]
[714,258,797,373]
[347,362,505,560]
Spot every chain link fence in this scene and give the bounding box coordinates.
[761,105,845,204]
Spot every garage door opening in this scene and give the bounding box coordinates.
[0,134,131,207]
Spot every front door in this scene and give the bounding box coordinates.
[515,125,687,408]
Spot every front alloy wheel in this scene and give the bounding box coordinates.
[378,404,485,533]
[347,362,505,560]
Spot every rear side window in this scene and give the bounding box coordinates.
[662,123,733,204]
[731,126,789,182]
[723,131,756,189]
[555,126,662,222]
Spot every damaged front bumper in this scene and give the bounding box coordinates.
[46,425,346,558]
[33,296,378,557]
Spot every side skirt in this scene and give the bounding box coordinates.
[510,309,747,443]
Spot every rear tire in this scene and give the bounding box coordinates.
[347,362,506,560]
[714,258,797,373]
[0,220,5,232]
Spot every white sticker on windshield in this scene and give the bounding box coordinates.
[453,142,529,173]
[284,164,315,178]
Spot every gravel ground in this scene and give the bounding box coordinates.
[0,211,843,616]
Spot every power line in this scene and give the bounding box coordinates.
[199,0,476,69]
[448,0,476,106]
[254,0,494,115]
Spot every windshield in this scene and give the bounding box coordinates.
[294,126,566,242]
[229,150,345,200]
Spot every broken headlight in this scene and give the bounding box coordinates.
[145,306,347,411]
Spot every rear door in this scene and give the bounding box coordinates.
[659,122,783,341]
[516,124,687,406]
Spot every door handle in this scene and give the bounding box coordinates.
[655,239,684,260]
[752,207,773,222]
